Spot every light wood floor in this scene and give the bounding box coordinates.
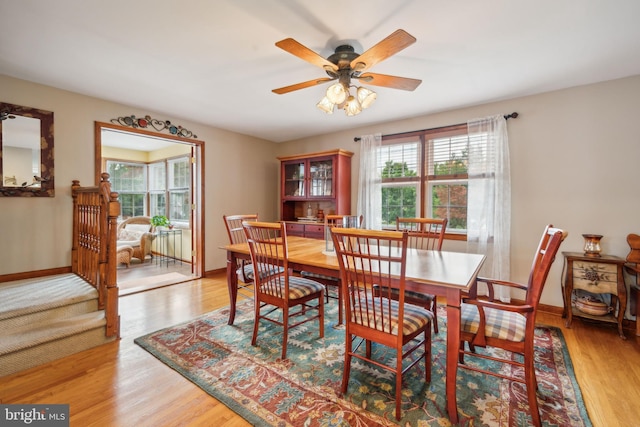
[1,273,639,426]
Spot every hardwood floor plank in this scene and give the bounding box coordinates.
[0,274,638,427]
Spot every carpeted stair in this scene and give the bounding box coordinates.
[0,273,116,377]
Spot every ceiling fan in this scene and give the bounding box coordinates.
[272,29,422,115]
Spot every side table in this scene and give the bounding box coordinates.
[156,228,183,267]
[562,251,627,339]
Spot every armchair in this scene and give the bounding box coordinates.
[117,216,156,263]
[458,225,567,427]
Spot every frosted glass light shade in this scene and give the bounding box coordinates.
[326,82,347,104]
[316,96,335,114]
[344,95,362,116]
[357,86,377,109]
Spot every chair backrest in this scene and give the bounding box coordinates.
[524,225,567,307]
[396,217,448,250]
[224,214,258,244]
[626,234,640,263]
[242,221,289,298]
[331,227,409,339]
[118,216,153,234]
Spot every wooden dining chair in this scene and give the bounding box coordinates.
[331,227,432,420]
[458,224,567,427]
[374,217,447,333]
[243,221,325,359]
[624,233,640,337]
[223,214,259,298]
[300,214,363,325]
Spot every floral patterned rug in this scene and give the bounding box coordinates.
[135,298,591,426]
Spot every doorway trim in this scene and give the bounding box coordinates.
[94,121,204,278]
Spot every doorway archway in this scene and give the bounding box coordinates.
[94,121,204,284]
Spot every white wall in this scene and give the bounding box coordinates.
[277,75,640,310]
[0,74,279,276]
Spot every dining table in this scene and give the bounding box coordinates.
[223,235,485,424]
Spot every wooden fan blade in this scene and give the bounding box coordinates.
[272,77,334,94]
[357,73,422,91]
[275,38,339,72]
[350,29,416,73]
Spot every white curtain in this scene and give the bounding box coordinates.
[466,115,511,301]
[357,133,382,230]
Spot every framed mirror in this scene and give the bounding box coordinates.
[0,102,54,197]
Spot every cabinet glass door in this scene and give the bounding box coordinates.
[309,159,333,197]
[283,161,305,197]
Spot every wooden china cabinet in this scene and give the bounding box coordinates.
[277,149,353,239]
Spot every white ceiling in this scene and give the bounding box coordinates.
[2,0,640,143]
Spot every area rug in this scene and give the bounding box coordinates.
[135,298,591,426]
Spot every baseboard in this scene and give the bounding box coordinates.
[0,267,72,284]
[537,302,564,316]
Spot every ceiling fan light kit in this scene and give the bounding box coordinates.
[318,83,374,116]
[326,82,347,104]
[316,96,335,114]
[273,29,421,117]
[357,86,377,109]
[344,94,362,116]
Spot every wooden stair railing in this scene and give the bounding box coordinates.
[71,172,120,338]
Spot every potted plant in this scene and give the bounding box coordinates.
[151,215,170,229]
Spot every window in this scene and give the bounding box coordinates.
[427,133,469,230]
[379,125,469,232]
[106,156,191,222]
[379,142,420,224]
[106,160,146,218]
[148,162,166,218]
[168,157,190,221]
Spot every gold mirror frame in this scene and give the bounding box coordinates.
[0,102,55,197]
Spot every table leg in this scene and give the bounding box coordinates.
[445,289,461,424]
[561,258,568,318]
[636,286,640,337]
[226,250,238,325]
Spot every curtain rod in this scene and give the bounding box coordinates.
[353,112,519,142]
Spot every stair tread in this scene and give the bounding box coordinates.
[0,273,98,320]
[0,311,106,355]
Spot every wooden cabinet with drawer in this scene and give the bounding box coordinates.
[285,223,305,237]
[562,251,627,339]
[285,222,324,239]
[303,224,324,239]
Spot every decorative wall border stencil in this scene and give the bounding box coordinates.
[110,115,197,139]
